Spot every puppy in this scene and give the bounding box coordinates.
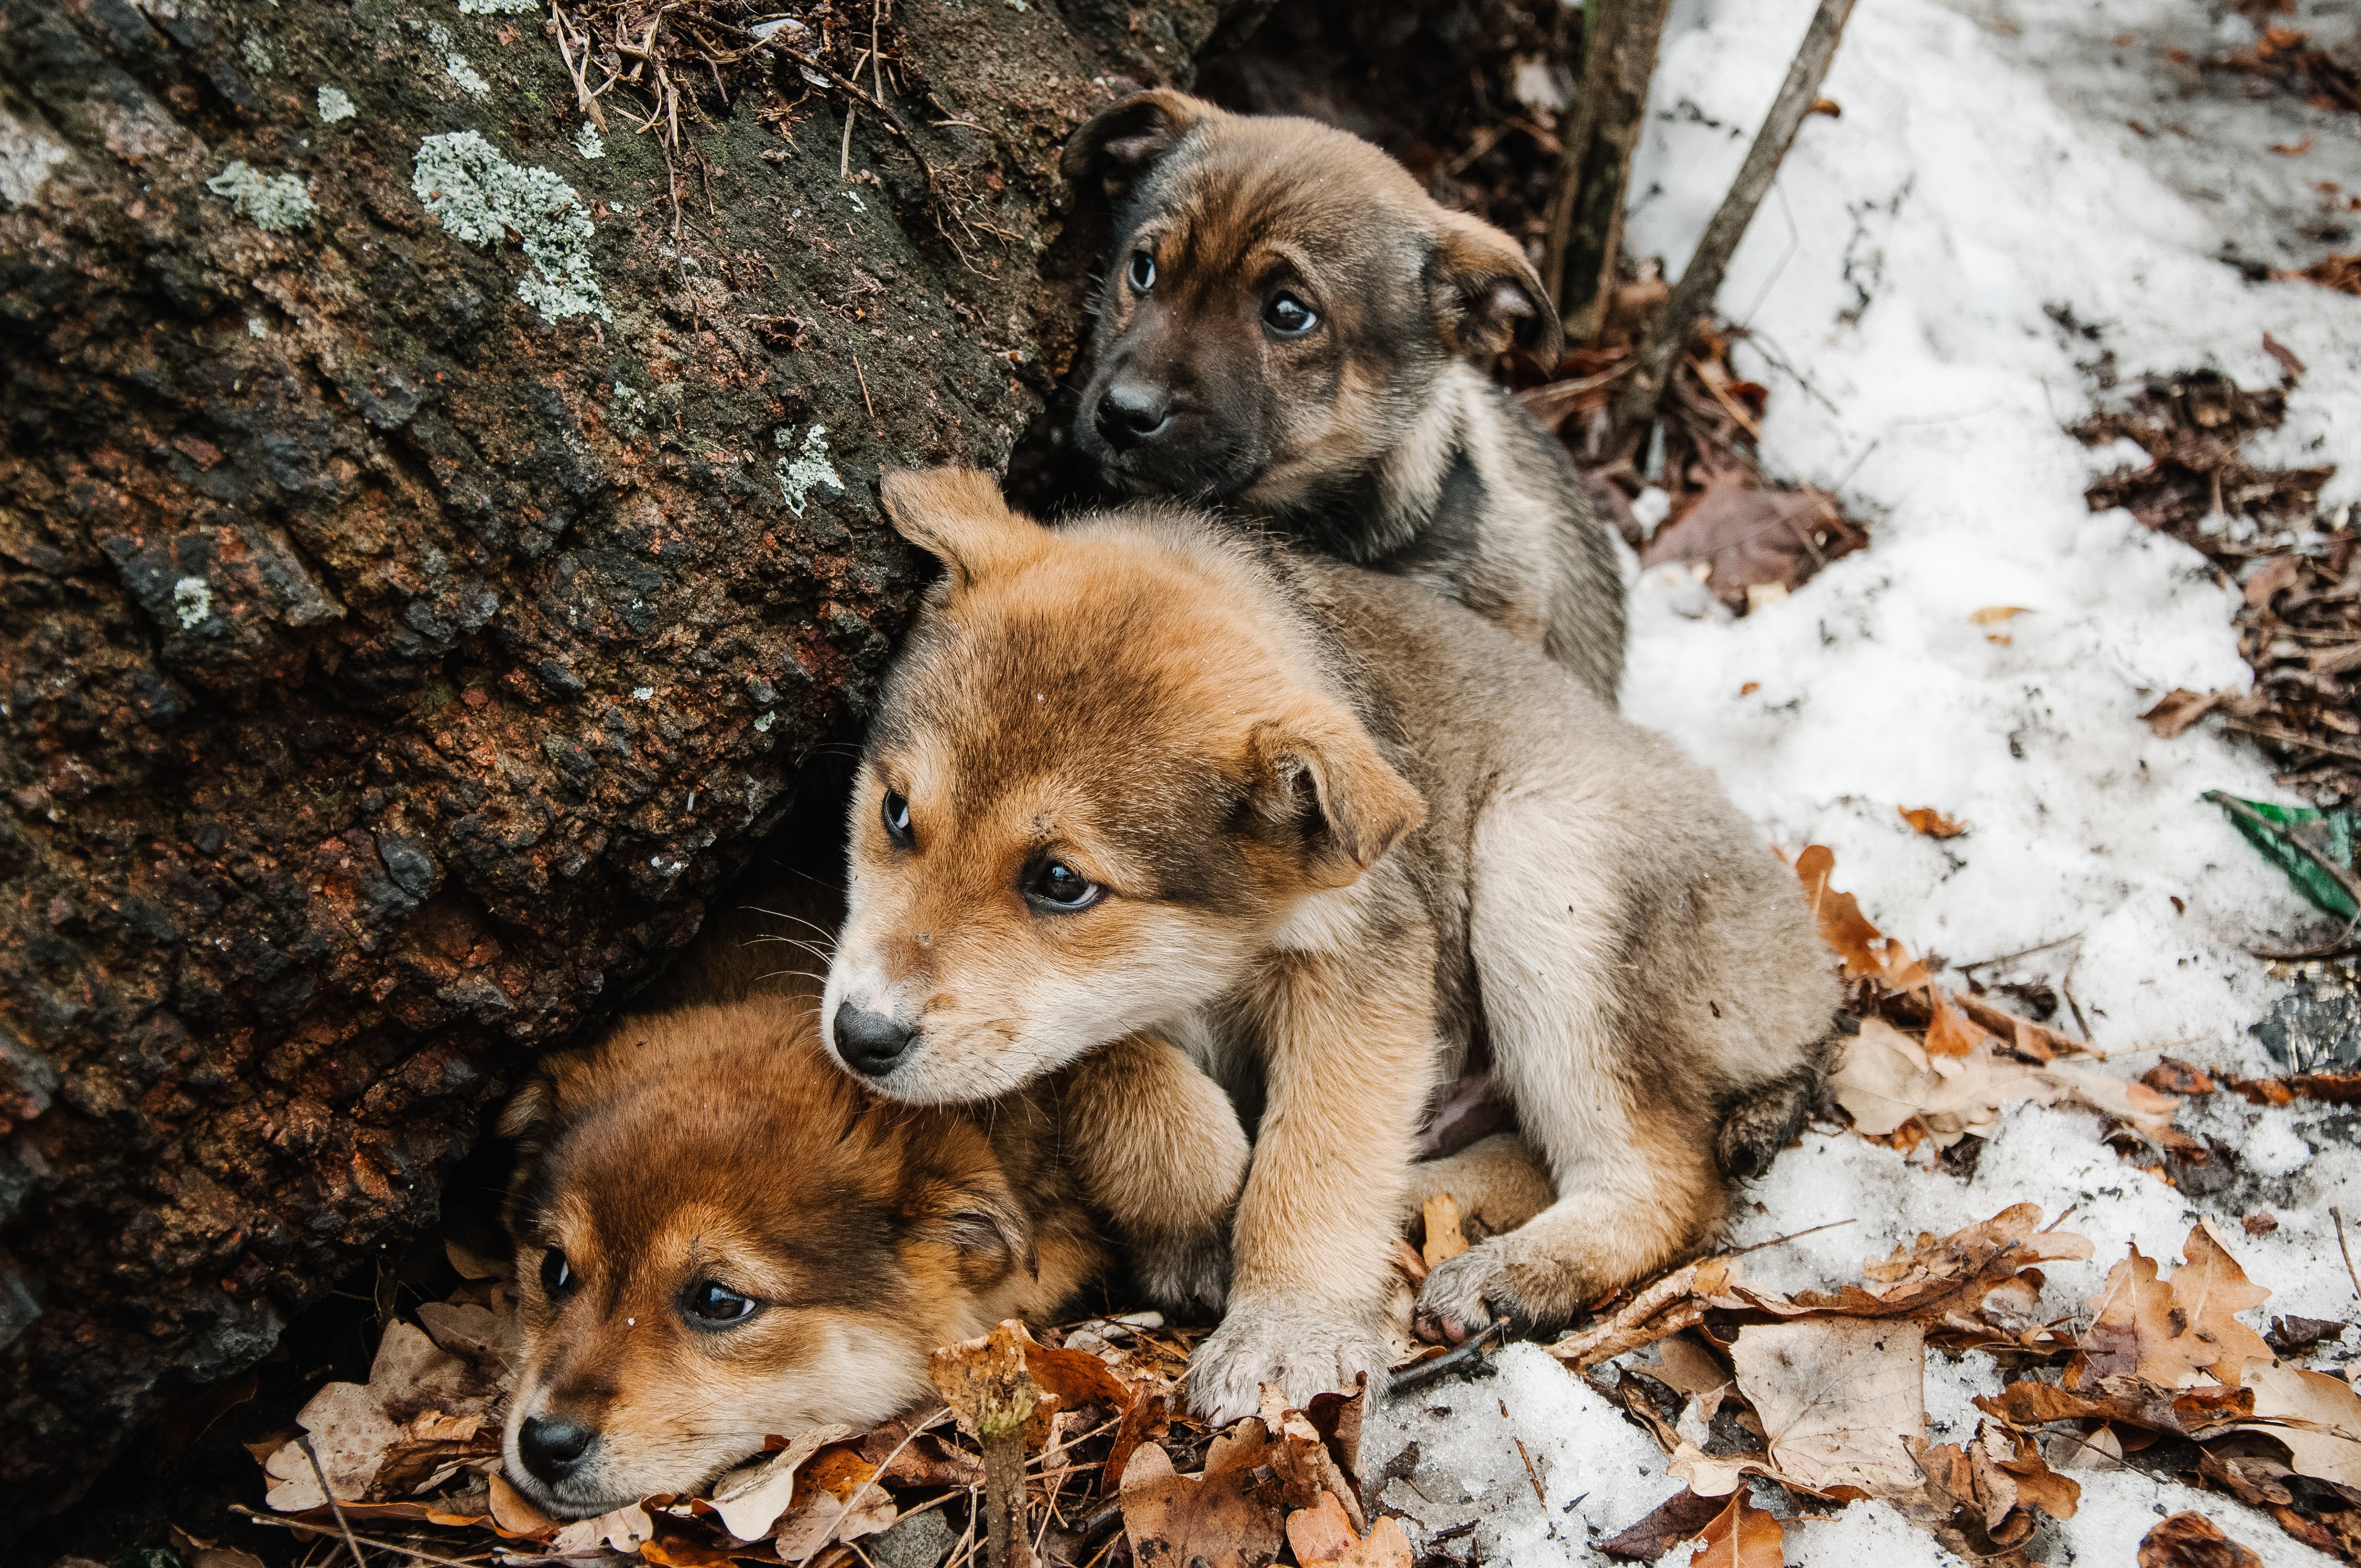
[822,470,1837,1421]
[496,986,1112,1518]
[1060,90,1626,704]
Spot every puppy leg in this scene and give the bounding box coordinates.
[1403,1133,1556,1243]
[1192,945,1438,1423]
[1417,806,1723,1338]
[1057,1033,1249,1316]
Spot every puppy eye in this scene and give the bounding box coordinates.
[539,1248,575,1301]
[1026,859,1102,912]
[683,1279,758,1325]
[1127,250,1156,293]
[881,788,913,848]
[1263,292,1318,337]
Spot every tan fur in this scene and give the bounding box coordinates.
[498,976,1107,1518]
[826,472,1840,1421]
[1062,91,1626,704]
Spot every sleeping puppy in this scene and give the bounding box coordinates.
[495,985,1113,1519]
[1060,89,1626,704]
[822,470,1837,1422]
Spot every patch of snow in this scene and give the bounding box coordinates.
[205,160,315,231]
[172,577,213,629]
[1622,0,2361,1080]
[411,131,610,323]
[775,426,845,516]
[317,86,357,124]
[1631,484,1673,540]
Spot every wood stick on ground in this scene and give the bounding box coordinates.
[1540,0,1674,340]
[231,1508,486,1568]
[2335,1206,2361,1301]
[1609,0,1858,443]
[296,1436,369,1568]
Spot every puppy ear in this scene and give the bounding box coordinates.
[879,468,1049,585]
[1433,212,1564,365]
[1060,89,1214,203]
[1247,697,1427,891]
[912,1169,1039,1283]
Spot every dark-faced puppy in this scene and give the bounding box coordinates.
[496,992,1107,1518]
[1062,90,1626,702]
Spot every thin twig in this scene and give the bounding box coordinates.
[821,1406,948,1554]
[231,1507,498,1568]
[1511,1433,1548,1506]
[296,1438,369,1568]
[1955,932,2086,973]
[1612,0,1858,440]
[1388,1319,1509,1397]
[855,352,877,420]
[2335,1207,2361,1301]
[1727,1216,1857,1256]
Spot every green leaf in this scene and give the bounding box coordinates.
[2206,792,2360,918]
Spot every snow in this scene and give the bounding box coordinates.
[1362,2,2361,1561]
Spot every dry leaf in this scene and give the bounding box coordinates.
[1978,1379,2254,1438]
[1598,1489,1729,1559]
[1794,847,1926,988]
[1422,1193,1468,1268]
[1730,1318,1927,1499]
[2139,1510,2265,1567]
[2237,1360,2361,1489]
[1834,1018,2178,1150]
[415,1300,518,1370]
[1336,1516,1412,1568]
[1923,993,1997,1059]
[2141,688,2223,738]
[2071,1225,2270,1391]
[1285,1491,1358,1564]
[1686,1490,1786,1567]
[1968,606,2030,624]
[552,1501,655,1558]
[1949,990,2079,1065]
[487,1471,561,1539]
[1900,805,1968,839]
[1638,478,1826,608]
[774,1447,898,1562]
[1118,1428,1286,1568]
[707,1423,863,1540]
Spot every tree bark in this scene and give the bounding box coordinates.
[1539,0,1672,342]
[0,0,1233,1529]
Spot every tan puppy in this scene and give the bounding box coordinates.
[1062,90,1626,704]
[496,986,1109,1518]
[822,470,1837,1420]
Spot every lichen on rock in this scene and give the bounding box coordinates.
[776,425,844,516]
[317,86,357,124]
[204,160,316,231]
[410,130,610,324]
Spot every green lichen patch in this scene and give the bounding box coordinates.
[411,130,610,324]
[205,160,315,232]
[775,425,844,516]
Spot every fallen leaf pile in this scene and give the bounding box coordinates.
[2208,10,2361,118]
[1547,1206,2361,1565]
[1794,846,2193,1165]
[2074,353,2361,821]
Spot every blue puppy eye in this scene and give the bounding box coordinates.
[1127,250,1156,292]
[683,1279,758,1325]
[1264,293,1318,336]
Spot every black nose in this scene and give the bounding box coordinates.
[516,1416,596,1485]
[833,1000,916,1076]
[1095,380,1171,450]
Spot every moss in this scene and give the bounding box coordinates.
[204,161,316,232]
[410,130,609,324]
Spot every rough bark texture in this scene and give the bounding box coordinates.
[1539,0,1668,340]
[0,0,1232,1527]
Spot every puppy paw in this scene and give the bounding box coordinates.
[1132,1229,1231,1320]
[1413,1239,1547,1344]
[1187,1305,1386,1425]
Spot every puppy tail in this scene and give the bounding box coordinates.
[1712,1030,1840,1183]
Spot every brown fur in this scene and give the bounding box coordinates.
[497,979,1107,1518]
[1062,90,1626,703]
[825,471,1838,1420]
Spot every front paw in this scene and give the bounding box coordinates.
[1132,1229,1231,1320]
[1414,1239,1543,1344]
[1188,1305,1387,1425]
